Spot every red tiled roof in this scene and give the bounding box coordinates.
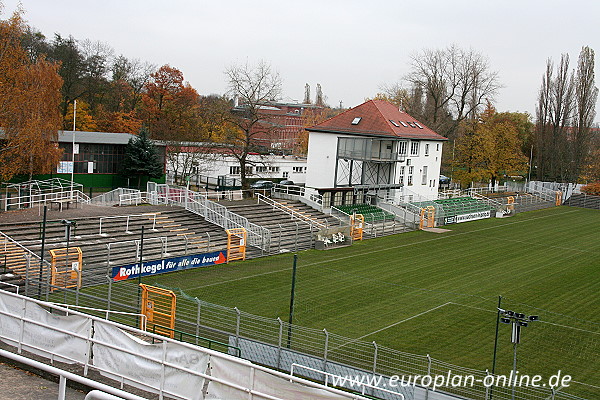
[308,99,447,140]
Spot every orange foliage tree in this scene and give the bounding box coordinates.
[141,65,200,140]
[0,5,63,180]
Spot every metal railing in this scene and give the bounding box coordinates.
[0,349,148,400]
[0,289,371,400]
[257,193,327,229]
[150,323,241,357]
[98,213,160,235]
[271,184,324,211]
[2,189,90,211]
[148,183,271,252]
[90,188,139,206]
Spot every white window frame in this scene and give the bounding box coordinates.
[410,141,419,156]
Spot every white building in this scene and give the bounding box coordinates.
[305,100,446,205]
[166,144,308,187]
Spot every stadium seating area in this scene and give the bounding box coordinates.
[0,207,230,286]
[408,196,495,221]
[334,204,395,222]
[434,196,495,217]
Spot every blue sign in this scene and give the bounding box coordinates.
[111,250,227,281]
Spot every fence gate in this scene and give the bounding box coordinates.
[556,191,563,206]
[49,247,82,291]
[226,228,247,263]
[139,284,176,338]
[419,206,435,229]
[350,214,364,241]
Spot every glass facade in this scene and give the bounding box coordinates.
[59,143,165,174]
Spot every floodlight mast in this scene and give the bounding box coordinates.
[496,308,539,400]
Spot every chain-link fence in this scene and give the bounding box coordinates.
[16,255,597,400]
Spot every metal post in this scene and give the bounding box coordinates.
[234,307,241,348]
[490,295,502,400]
[425,354,432,400]
[512,342,518,400]
[287,254,298,348]
[38,205,47,299]
[137,226,145,310]
[58,375,67,400]
[107,275,112,312]
[278,224,282,253]
[323,328,329,373]
[277,317,283,369]
[195,300,201,344]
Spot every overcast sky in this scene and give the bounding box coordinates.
[3,0,600,119]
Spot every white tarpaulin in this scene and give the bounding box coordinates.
[206,356,353,400]
[0,292,92,364]
[93,321,208,400]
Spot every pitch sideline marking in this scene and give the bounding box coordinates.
[187,209,582,291]
[332,302,453,351]
[449,302,600,335]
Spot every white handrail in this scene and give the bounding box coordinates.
[50,303,147,330]
[0,290,373,400]
[3,190,90,211]
[257,193,326,229]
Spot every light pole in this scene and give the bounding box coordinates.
[70,100,77,199]
[498,308,539,400]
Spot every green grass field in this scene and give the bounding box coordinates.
[145,206,599,397]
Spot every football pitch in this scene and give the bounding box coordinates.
[147,206,600,396]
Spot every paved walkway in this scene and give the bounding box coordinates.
[0,361,86,400]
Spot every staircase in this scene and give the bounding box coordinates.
[223,202,316,255]
[0,206,230,287]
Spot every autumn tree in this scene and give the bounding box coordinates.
[0,5,63,180]
[141,65,201,141]
[453,104,529,187]
[63,100,97,132]
[223,61,282,188]
[296,106,341,155]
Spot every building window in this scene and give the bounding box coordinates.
[398,141,408,156]
[408,166,414,186]
[269,166,280,173]
[408,175,413,186]
[421,166,428,185]
[436,143,440,152]
[283,171,289,178]
[293,166,305,173]
[425,143,429,156]
[229,166,240,175]
[399,166,405,184]
[410,141,419,156]
[256,166,268,173]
